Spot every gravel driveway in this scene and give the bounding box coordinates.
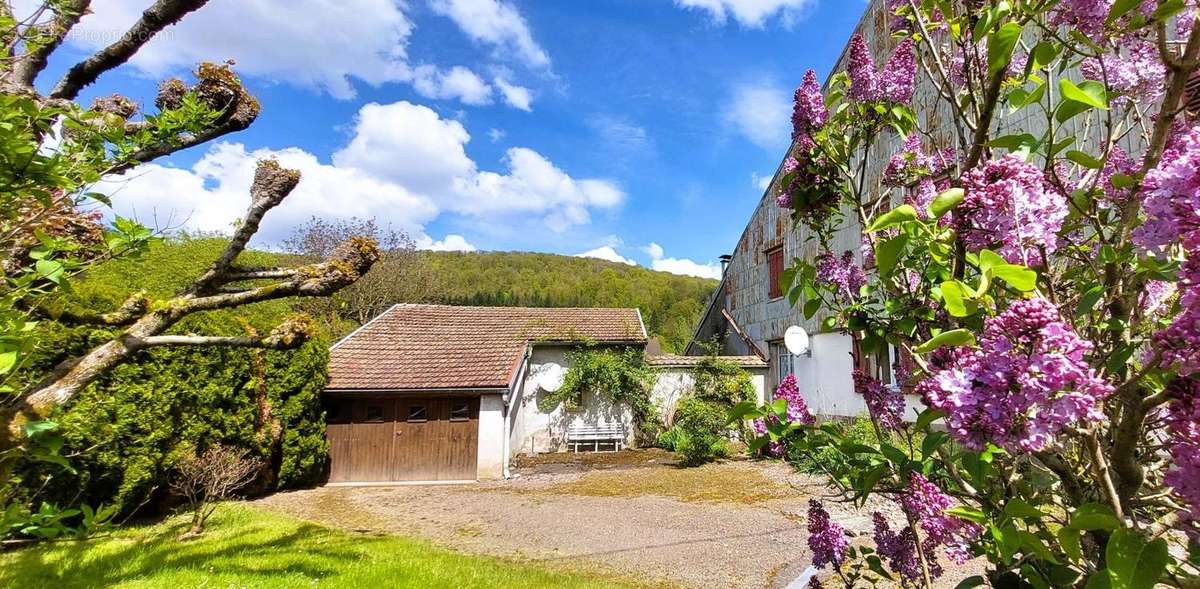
[253,451,915,588]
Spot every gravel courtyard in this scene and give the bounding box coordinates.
[254,450,886,589]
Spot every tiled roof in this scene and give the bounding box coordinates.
[326,304,646,391]
[646,354,767,368]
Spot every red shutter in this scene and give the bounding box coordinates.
[768,248,784,299]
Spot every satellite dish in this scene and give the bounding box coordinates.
[539,362,566,392]
[784,325,810,355]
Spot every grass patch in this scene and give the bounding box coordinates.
[0,503,645,588]
[539,461,802,505]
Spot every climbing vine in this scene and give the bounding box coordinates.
[539,346,657,435]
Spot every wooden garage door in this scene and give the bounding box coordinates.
[325,396,480,483]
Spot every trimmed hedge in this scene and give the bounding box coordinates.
[11,238,331,515]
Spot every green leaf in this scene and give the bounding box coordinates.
[1152,0,1187,21]
[0,351,16,375]
[1020,530,1060,564]
[1058,527,1082,562]
[1070,503,1120,531]
[955,576,986,589]
[1106,529,1168,589]
[914,329,977,353]
[875,234,909,278]
[921,431,948,460]
[914,408,943,432]
[946,506,988,524]
[930,188,965,219]
[1107,0,1144,23]
[1076,284,1105,317]
[867,205,919,233]
[727,401,762,423]
[978,249,1007,272]
[988,22,1023,78]
[1060,79,1109,110]
[989,133,1040,152]
[1003,498,1046,519]
[1031,41,1059,70]
[34,259,64,285]
[1086,571,1112,589]
[939,281,976,317]
[991,264,1038,292]
[1066,150,1104,169]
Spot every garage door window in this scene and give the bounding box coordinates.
[450,401,470,421]
[364,404,385,423]
[407,405,428,422]
[323,400,348,424]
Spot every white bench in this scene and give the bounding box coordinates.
[566,424,625,452]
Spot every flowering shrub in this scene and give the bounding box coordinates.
[731,1,1200,587]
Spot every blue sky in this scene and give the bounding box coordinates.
[32,0,864,279]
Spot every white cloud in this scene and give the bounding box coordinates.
[36,0,414,99]
[95,101,621,246]
[430,0,551,68]
[95,142,439,244]
[575,246,636,266]
[587,114,652,153]
[724,80,791,150]
[752,171,773,191]
[16,0,539,107]
[488,128,506,142]
[673,0,815,27]
[418,234,478,252]
[644,242,722,280]
[494,76,533,111]
[412,65,494,105]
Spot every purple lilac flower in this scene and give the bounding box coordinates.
[1080,41,1165,104]
[957,154,1067,266]
[918,297,1114,453]
[753,374,814,456]
[900,473,982,564]
[1156,254,1200,374]
[807,500,849,569]
[776,374,817,426]
[1099,145,1140,206]
[853,368,904,430]
[872,512,922,581]
[1050,0,1112,37]
[807,577,824,589]
[792,69,827,142]
[1140,280,1177,317]
[1134,122,1200,253]
[1165,378,1200,539]
[847,33,880,102]
[882,40,916,103]
[815,251,867,299]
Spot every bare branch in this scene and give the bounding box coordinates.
[9,0,90,87]
[48,0,210,100]
[188,160,300,295]
[137,315,315,350]
[33,290,150,327]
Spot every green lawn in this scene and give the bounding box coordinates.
[0,503,645,588]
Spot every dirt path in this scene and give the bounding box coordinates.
[252,451,936,588]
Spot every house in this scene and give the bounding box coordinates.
[323,303,766,483]
[687,0,938,419]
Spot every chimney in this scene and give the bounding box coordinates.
[719,254,732,277]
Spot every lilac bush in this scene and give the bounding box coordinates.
[732,1,1200,587]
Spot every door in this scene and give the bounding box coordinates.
[325,396,480,483]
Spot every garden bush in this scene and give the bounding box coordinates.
[671,397,729,465]
[8,239,331,516]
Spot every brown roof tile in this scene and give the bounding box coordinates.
[326,304,646,391]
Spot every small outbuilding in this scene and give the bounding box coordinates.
[323,304,650,483]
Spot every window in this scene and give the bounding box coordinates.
[772,342,796,386]
[323,400,347,424]
[364,404,385,423]
[450,402,470,421]
[407,405,427,422]
[767,247,785,299]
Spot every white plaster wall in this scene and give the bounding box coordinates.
[790,332,923,421]
[477,393,505,480]
[509,346,635,455]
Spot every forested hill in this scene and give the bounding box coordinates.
[420,251,717,352]
[73,239,718,353]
